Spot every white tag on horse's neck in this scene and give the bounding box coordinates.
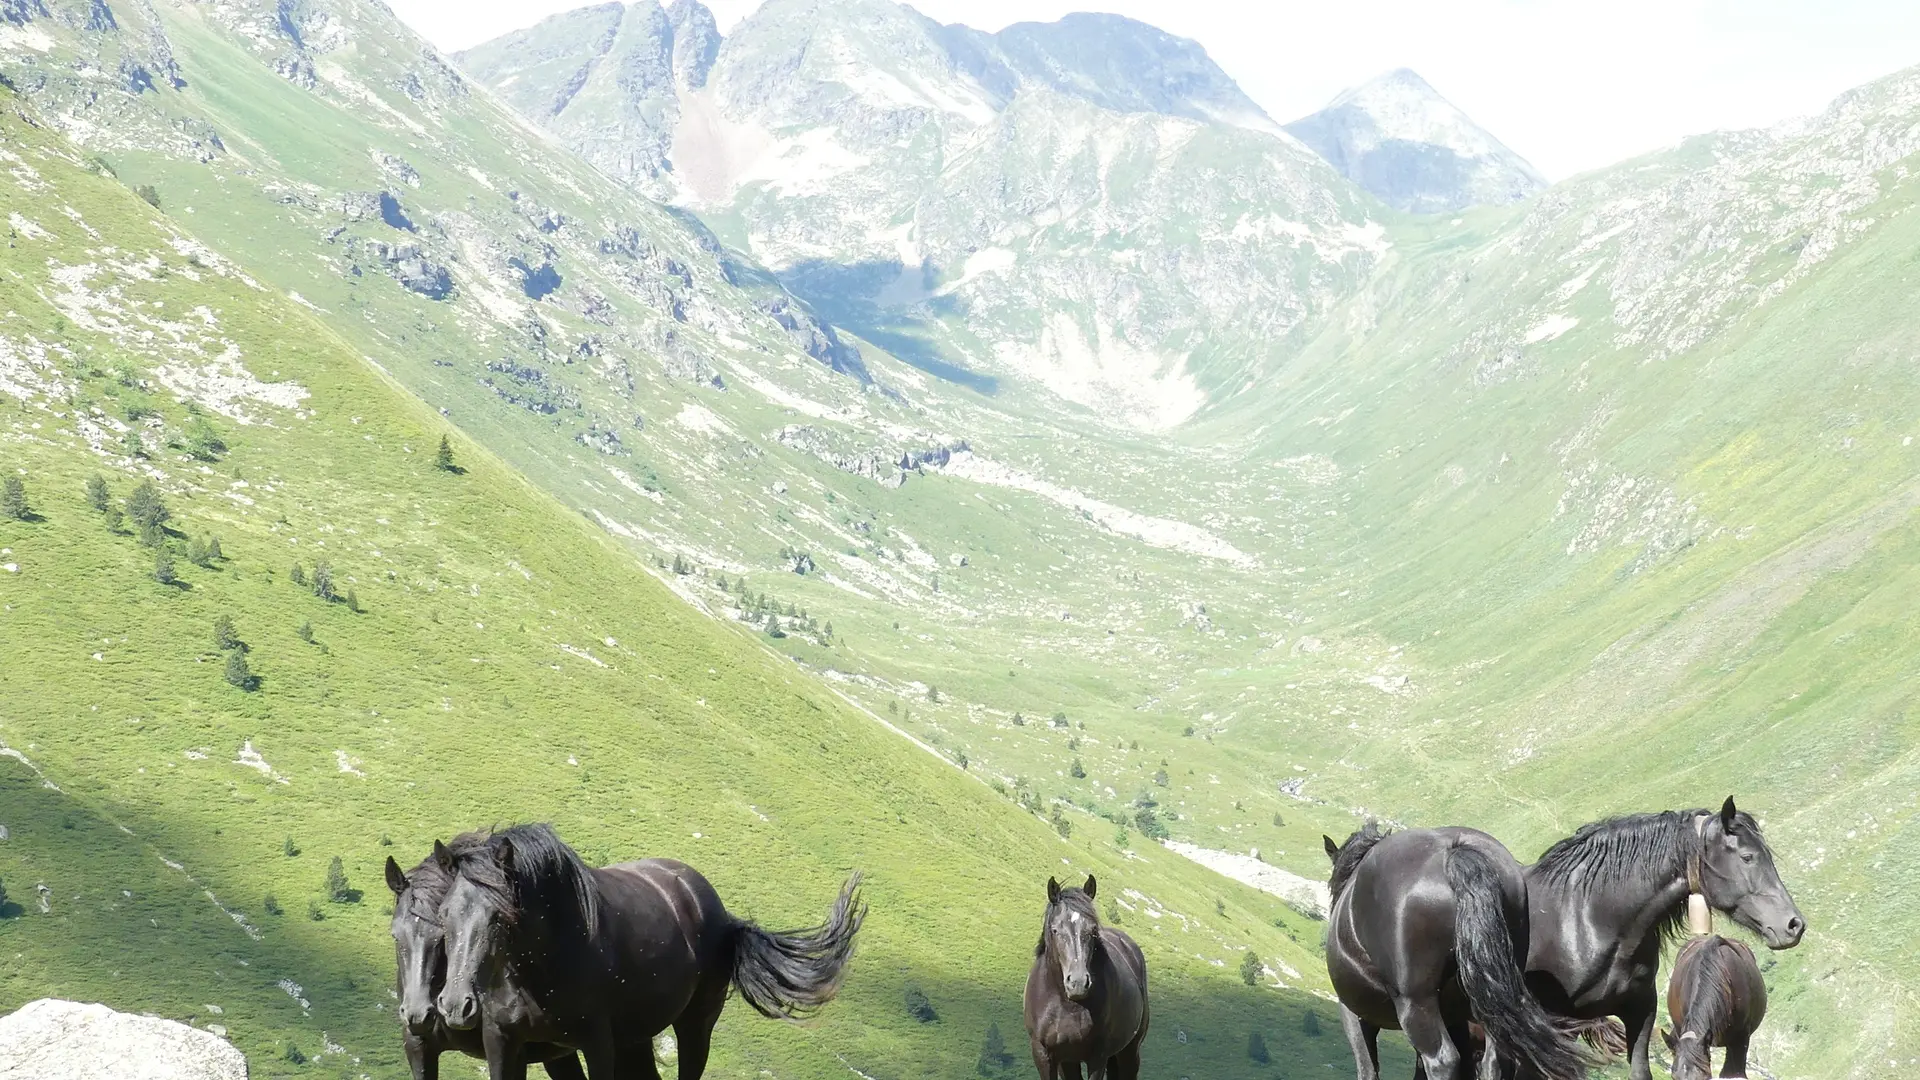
[1687,892,1713,936]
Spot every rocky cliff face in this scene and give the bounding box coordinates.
[458,0,1386,431]
[1283,68,1546,214]
[0,1000,247,1080]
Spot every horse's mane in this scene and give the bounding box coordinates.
[1672,936,1742,1075]
[1328,821,1389,900]
[451,823,600,938]
[1530,809,1767,944]
[1035,886,1100,958]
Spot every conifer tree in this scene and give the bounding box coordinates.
[311,560,335,601]
[434,435,455,472]
[1248,1031,1270,1064]
[290,562,306,587]
[325,856,355,903]
[1241,950,1262,986]
[224,648,252,690]
[153,547,177,585]
[85,474,110,513]
[126,481,169,545]
[1070,758,1086,779]
[346,589,360,613]
[213,615,239,652]
[0,475,27,521]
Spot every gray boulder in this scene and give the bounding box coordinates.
[0,999,246,1080]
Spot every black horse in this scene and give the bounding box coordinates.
[1023,875,1148,1080]
[436,824,864,1080]
[383,848,584,1080]
[1322,824,1587,1080]
[1661,935,1767,1080]
[1522,799,1803,1080]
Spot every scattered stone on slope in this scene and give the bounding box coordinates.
[0,998,247,1080]
[773,425,968,488]
[756,296,868,383]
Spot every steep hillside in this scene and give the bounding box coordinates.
[1284,68,1546,213]
[0,86,1358,1080]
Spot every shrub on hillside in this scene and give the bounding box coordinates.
[976,1023,1015,1077]
[125,481,169,545]
[904,986,937,1023]
[1240,950,1261,986]
[224,649,253,691]
[85,474,110,512]
[213,615,240,651]
[1248,1031,1270,1064]
[152,547,177,585]
[326,856,359,903]
[134,184,160,209]
[311,560,335,601]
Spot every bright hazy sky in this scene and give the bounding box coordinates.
[387,0,1920,180]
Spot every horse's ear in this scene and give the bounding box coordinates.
[1323,835,1340,861]
[1046,877,1061,904]
[1082,875,1096,900]
[492,833,516,873]
[432,839,454,872]
[1720,796,1738,829]
[385,855,408,895]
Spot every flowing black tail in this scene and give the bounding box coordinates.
[730,873,866,1020]
[1448,845,1587,1080]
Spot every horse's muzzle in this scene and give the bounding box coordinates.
[1064,974,1093,1001]
[1763,914,1806,949]
[437,991,479,1030]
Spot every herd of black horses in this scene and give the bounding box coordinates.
[382,797,1800,1080]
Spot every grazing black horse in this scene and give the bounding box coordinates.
[1322,824,1586,1080]
[436,824,864,1080]
[1522,799,1803,1080]
[383,848,584,1080]
[1023,876,1148,1080]
[1661,935,1767,1080]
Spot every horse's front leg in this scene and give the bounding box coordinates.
[480,1020,529,1080]
[1622,993,1658,1080]
[402,1030,438,1080]
[576,1020,624,1080]
[1721,1030,1750,1078]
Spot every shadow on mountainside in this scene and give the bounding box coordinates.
[775,257,1003,397]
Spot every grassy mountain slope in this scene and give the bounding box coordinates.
[0,89,1364,1079]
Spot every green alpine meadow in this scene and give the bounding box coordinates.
[0,0,1913,1077]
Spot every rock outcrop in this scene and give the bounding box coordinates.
[0,999,247,1080]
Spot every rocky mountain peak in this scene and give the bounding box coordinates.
[1284,67,1545,213]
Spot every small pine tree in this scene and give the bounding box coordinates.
[1241,949,1262,986]
[1248,1031,1270,1064]
[823,621,833,639]
[325,856,355,903]
[296,620,313,643]
[263,893,283,916]
[152,547,177,585]
[1011,712,1025,726]
[904,986,938,1024]
[926,685,941,704]
[290,562,306,587]
[434,435,455,472]
[306,901,323,922]
[1,475,28,521]
[1070,758,1086,779]
[212,614,239,651]
[184,415,225,461]
[187,536,210,567]
[346,589,360,613]
[135,183,161,209]
[1216,897,1228,916]
[85,474,110,513]
[1153,768,1169,787]
[1183,724,1196,737]
[224,649,252,690]
[1050,806,1071,839]
[311,560,335,601]
[206,536,223,561]
[714,574,728,590]
[125,481,169,545]
[955,751,968,770]
[120,429,146,459]
[1302,1010,1322,1037]
[283,836,299,857]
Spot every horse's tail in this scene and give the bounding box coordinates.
[1556,1015,1628,1061]
[729,873,866,1020]
[1448,844,1587,1080]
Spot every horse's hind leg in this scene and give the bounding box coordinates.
[1394,997,1462,1080]
[1340,1004,1382,1080]
[671,974,730,1080]
[540,1055,586,1080]
[1113,1035,1144,1080]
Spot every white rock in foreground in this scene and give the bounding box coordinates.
[0,999,246,1079]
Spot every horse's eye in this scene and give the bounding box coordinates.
[1740,851,1755,864]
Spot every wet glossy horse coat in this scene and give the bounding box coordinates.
[1023,876,1149,1080]
[1522,800,1802,1080]
[435,824,864,1080]
[1322,824,1586,1080]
